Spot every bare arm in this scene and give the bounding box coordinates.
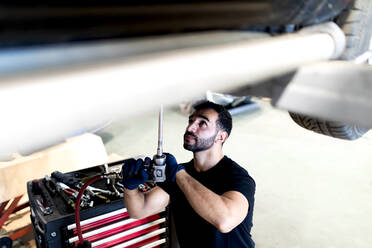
[123,186,170,219]
[176,170,248,233]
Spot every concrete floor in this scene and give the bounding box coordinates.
[98,99,372,248]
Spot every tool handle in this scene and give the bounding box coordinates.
[51,171,80,188]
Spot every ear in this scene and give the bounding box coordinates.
[215,130,228,144]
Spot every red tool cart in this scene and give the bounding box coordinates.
[27,159,170,248]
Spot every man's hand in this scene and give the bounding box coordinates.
[164,153,185,182]
[121,158,150,190]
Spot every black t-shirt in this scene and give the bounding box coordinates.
[158,156,255,248]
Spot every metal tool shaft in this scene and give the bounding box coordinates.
[157,105,163,157]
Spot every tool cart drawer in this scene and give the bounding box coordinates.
[27,160,170,248]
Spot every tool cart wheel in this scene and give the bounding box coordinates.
[289,0,371,140]
[0,236,12,248]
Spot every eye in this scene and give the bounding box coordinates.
[200,121,207,127]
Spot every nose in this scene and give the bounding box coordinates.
[186,121,197,133]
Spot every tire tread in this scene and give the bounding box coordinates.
[289,113,368,140]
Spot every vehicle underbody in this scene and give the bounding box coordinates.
[0,0,371,159]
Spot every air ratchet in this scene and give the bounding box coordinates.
[148,105,166,182]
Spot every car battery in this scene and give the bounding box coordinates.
[27,159,170,248]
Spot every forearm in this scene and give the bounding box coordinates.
[123,188,147,219]
[123,186,170,219]
[176,170,238,232]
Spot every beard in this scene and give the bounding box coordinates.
[183,131,217,152]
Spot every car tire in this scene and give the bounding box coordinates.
[289,0,371,140]
[289,113,368,140]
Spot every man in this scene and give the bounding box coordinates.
[122,101,256,247]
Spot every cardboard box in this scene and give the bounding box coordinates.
[0,133,108,202]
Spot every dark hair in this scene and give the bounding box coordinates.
[193,100,232,136]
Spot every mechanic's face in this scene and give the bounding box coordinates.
[183,108,219,152]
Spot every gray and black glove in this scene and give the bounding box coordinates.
[121,157,150,190]
[164,153,185,182]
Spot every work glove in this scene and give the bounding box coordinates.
[121,158,150,190]
[164,153,185,182]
